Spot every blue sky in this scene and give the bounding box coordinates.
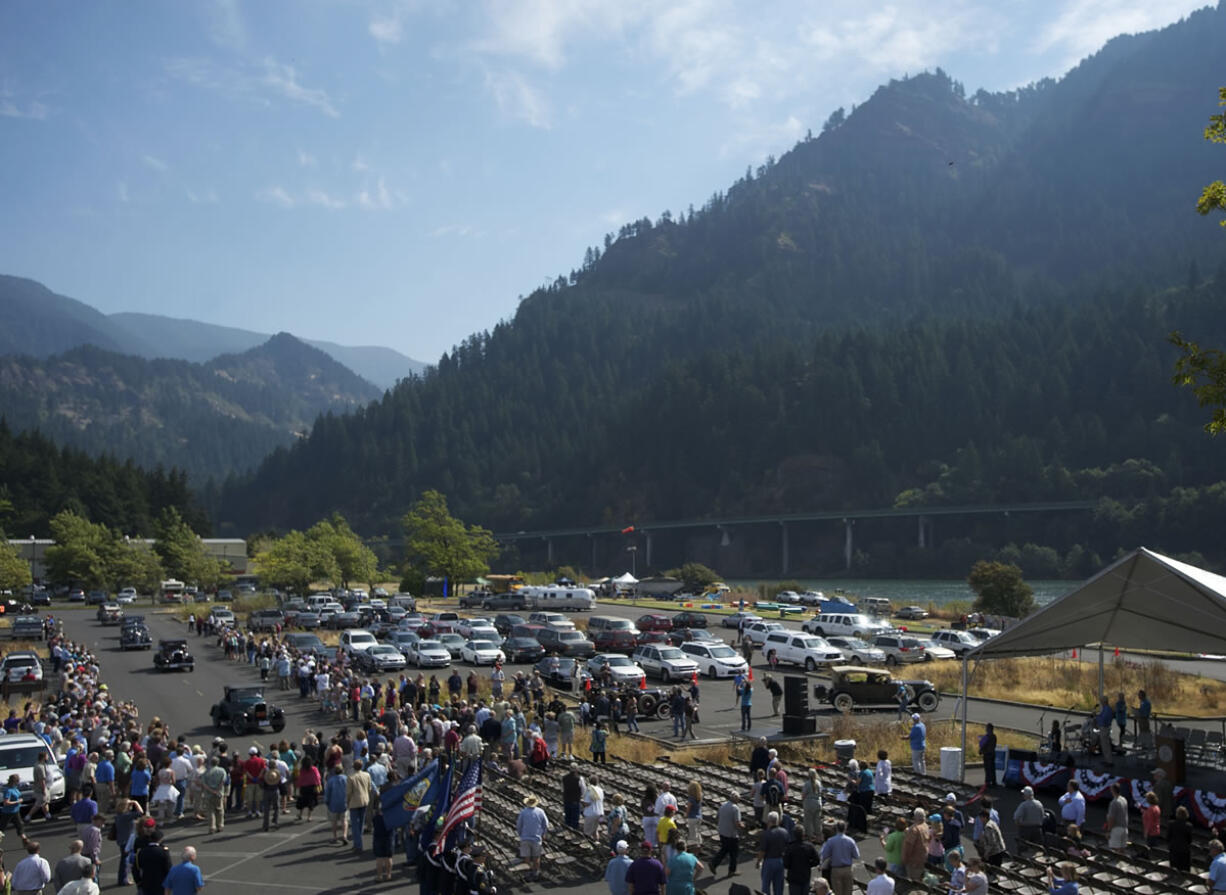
[0,0,1210,363]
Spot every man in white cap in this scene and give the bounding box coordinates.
[605,839,633,895]
[1012,786,1045,852]
[907,714,927,774]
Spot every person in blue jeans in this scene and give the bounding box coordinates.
[757,811,788,895]
[739,682,754,731]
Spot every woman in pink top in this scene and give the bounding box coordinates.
[1142,791,1162,847]
[296,755,323,822]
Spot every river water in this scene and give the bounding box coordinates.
[726,578,1073,607]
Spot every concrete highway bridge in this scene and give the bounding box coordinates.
[494,500,1097,576]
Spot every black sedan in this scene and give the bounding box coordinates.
[502,637,545,664]
[668,627,721,647]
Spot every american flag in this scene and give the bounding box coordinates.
[432,759,483,854]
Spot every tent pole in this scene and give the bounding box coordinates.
[960,655,968,784]
[1103,642,1113,706]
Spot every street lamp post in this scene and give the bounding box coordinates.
[28,535,35,586]
[627,545,637,577]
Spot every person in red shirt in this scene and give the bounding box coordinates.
[243,748,267,819]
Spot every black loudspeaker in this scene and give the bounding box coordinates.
[784,676,808,715]
[782,715,817,735]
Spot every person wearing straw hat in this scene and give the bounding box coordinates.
[517,794,550,880]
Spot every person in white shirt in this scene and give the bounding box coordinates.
[875,750,893,796]
[582,775,606,837]
[56,862,99,895]
[653,783,678,818]
[1058,781,1086,827]
[867,857,895,895]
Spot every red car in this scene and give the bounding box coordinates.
[636,630,670,646]
[592,629,640,654]
[635,614,674,633]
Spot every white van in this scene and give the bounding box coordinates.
[520,586,596,611]
[803,612,893,639]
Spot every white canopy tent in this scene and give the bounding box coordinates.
[971,547,1226,659]
[956,547,1226,779]
[612,572,639,585]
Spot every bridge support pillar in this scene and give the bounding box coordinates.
[645,531,654,568]
[843,519,854,571]
[589,534,596,573]
[779,522,789,575]
[546,537,554,567]
[918,515,933,548]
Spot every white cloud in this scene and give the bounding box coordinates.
[186,188,220,204]
[262,59,340,118]
[429,223,476,237]
[117,182,130,203]
[471,0,652,70]
[142,154,168,172]
[352,155,371,173]
[357,177,397,210]
[484,69,551,129]
[370,1,413,46]
[0,84,49,120]
[298,149,317,168]
[165,56,339,118]
[306,188,347,210]
[1032,0,1189,65]
[205,0,247,51]
[256,186,296,208]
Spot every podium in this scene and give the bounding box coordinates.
[1156,734,1186,785]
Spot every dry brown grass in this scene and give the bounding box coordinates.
[924,655,1226,716]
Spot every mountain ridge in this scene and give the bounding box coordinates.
[0,332,381,482]
[0,276,426,390]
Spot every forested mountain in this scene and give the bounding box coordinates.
[0,333,380,482]
[0,423,208,538]
[215,4,1226,575]
[0,276,426,390]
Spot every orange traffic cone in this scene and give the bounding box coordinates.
[639,675,647,690]
[691,671,698,685]
[748,667,754,681]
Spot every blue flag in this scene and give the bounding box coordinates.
[381,759,439,829]
[418,761,453,855]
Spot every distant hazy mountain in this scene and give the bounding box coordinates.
[0,333,381,481]
[0,275,151,358]
[0,276,426,390]
[109,312,426,390]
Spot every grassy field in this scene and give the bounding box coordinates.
[924,655,1226,717]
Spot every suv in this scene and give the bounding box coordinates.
[587,616,639,637]
[425,612,462,635]
[813,665,941,714]
[743,621,786,646]
[632,644,699,682]
[481,592,526,611]
[493,614,527,637]
[537,628,595,658]
[872,633,928,665]
[803,613,893,640]
[0,651,43,682]
[930,629,980,657]
[762,631,844,671]
[0,734,66,806]
[340,629,378,658]
[248,610,285,632]
[527,612,575,631]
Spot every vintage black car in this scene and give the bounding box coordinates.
[96,603,123,625]
[210,684,286,736]
[120,620,152,650]
[812,665,941,714]
[153,639,195,672]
